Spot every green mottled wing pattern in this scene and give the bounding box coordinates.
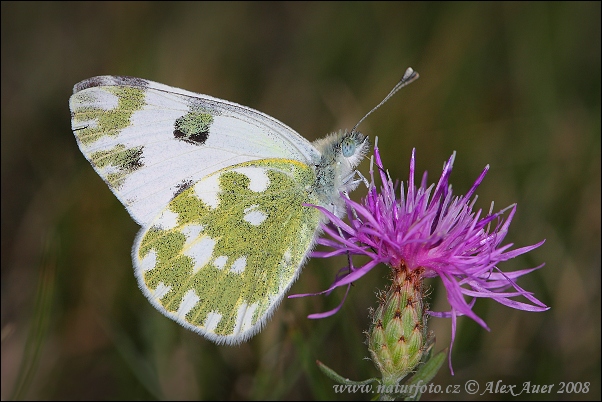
[133,159,322,344]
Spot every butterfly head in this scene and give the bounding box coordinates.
[339,129,370,170]
[311,129,369,214]
[309,68,420,216]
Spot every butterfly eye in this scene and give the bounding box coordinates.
[341,137,356,157]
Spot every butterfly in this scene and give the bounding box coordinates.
[69,69,417,345]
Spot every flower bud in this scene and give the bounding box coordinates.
[368,264,426,385]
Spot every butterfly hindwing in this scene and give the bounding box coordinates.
[69,76,318,225]
[133,159,322,344]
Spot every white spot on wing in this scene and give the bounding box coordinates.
[213,256,228,270]
[204,311,222,332]
[230,256,246,274]
[233,167,269,192]
[243,205,268,226]
[184,236,216,273]
[155,209,179,230]
[194,175,220,208]
[101,164,121,176]
[140,249,157,271]
[233,302,259,335]
[95,88,120,109]
[181,224,204,246]
[152,282,171,301]
[72,89,119,111]
[176,289,200,320]
[283,248,292,263]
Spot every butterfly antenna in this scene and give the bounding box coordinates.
[351,67,419,134]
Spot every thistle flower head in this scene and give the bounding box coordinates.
[295,143,548,373]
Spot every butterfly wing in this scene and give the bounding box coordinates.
[133,159,322,344]
[70,75,319,225]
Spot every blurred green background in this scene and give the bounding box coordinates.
[1,2,600,400]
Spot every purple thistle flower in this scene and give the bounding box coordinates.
[292,143,548,373]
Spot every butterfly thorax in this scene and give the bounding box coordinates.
[311,130,369,216]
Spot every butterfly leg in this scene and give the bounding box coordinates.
[341,169,370,190]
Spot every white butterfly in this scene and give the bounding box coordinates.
[69,69,417,344]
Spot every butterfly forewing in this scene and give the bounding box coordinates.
[70,76,318,225]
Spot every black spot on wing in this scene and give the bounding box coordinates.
[125,146,144,171]
[173,127,209,145]
[173,179,194,199]
[173,112,213,145]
